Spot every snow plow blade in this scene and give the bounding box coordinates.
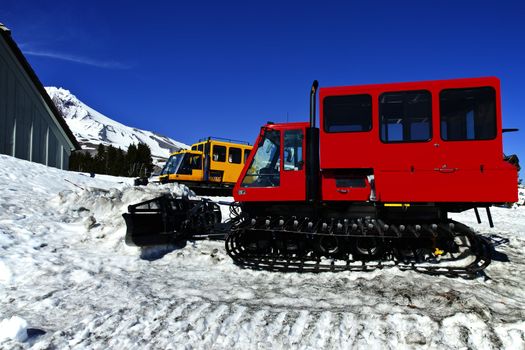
[122,194,222,247]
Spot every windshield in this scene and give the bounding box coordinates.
[241,130,280,187]
[161,154,184,175]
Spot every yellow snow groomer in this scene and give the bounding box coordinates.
[159,137,252,195]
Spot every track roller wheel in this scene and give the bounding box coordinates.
[317,235,341,256]
[241,231,272,253]
[351,237,384,261]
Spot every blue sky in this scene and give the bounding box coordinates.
[1,0,524,178]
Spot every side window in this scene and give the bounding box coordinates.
[244,149,251,163]
[191,145,197,150]
[229,147,242,164]
[197,144,204,152]
[212,145,226,162]
[440,87,496,141]
[324,94,372,132]
[380,90,432,143]
[284,129,303,171]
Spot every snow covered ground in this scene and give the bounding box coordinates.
[0,154,524,349]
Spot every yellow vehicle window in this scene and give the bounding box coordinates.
[179,154,202,174]
[229,147,242,164]
[213,145,226,162]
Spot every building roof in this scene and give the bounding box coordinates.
[0,23,81,151]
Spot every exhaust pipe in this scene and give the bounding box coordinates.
[310,80,319,128]
[306,80,320,203]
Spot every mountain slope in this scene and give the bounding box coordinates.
[45,87,188,160]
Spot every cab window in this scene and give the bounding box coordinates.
[440,87,496,141]
[380,90,432,143]
[241,130,280,187]
[229,147,242,164]
[284,129,303,170]
[324,94,372,132]
[178,154,202,174]
[212,145,226,162]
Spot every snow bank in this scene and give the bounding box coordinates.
[0,154,524,349]
[0,316,28,342]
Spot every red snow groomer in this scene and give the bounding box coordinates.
[124,77,519,278]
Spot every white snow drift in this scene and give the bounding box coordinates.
[0,154,524,349]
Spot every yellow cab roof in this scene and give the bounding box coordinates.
[169,149,203,156]
[191,139,252,149]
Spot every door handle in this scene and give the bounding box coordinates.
[434,167,457,173]
[336,189,348,194]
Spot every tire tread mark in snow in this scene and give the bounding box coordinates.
[214,305,247,348]
[306,311,332,348]
[199,304,230,348]
[337,313,357,349]
[139,301,194,347]
[262,311,287,346]
[288,310,312,346]
[170,302,212,345]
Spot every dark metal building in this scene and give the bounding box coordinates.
[0,23,80,169]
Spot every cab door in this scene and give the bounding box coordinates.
[234,124,307,202]
[281,128,306,200]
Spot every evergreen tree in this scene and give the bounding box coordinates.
[106,145,117,175]
[115,148,126,176]
[94,144,107,174]
[69,151,80,171]
[136,143,153,177]
[69,143,154,178]
[126,143,138,177]
[84,152,95,173]
[69,151,94,173]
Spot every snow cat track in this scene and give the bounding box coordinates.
[225,216,492,279]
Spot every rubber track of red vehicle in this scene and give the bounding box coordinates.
[225,218,492,279]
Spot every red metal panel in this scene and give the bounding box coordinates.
[321,171,371,201]
[319,77,517,203]
[376,164,517,203]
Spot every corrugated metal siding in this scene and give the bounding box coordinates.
[0,61,6,153]
[15,85,30,160]
[62,147,69,169]
[47,134,58,167]
[0,35,73,169]
[33,117,46,165]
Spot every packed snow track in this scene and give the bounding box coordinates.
[0,155,524,349]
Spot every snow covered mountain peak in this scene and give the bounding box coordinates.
[45,86,188,160]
